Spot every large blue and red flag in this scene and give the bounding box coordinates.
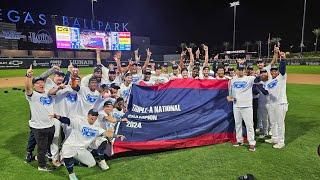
[113,79,235,154]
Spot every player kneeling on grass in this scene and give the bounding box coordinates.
[50,109,125,180]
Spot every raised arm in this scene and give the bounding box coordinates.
[38,65,60,80]
[186,47,194,67]
[279,52,286,76]
[51,114,71,126]
[25,65,33,96]
[179,50,186,68]
[269,45,279,66]
[142,48,152,71]
[203,45,209,67]
[134,48,140,62]
[48,83,66,95]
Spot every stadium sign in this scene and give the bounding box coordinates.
[27,29,53,44]
[0,30,26,40]
[0,8,129,32]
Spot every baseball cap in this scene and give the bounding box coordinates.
[110,83,120,90]
[54,71,65,77]
[163,62,168,67]
[237,64,245,70]
[88,109,99,116]
[195,61,201,66]
[124,73,132,77]
[172,64,179,69]
[150,59,155,63]
[238,174,255,180]
[108,69,116,74]
[103,100,113,107]
[270,66,278,71]
[257,59,264,64]
[100,84,109,90]
[144,69,152,75]
[137,62,141,66]
[121,62,127,67]
[32,77,45,84]
[247,65,254,70]
[260,69,267,73]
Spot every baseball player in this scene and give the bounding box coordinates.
[201,66,215,79]
[169,64,182,80]
[150,64,169,84]
[72,77,100,118]
[24,65,55,171]
[227,64,263,152]
[51,109,125,180]
[264,51,288,149]
[119,73,132,103]
[138,69,155,86]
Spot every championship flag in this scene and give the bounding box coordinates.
[112,79,236,154]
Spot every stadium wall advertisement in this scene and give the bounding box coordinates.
[0,58,96,69]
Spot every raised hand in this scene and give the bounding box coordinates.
[26,64,33,77]
[203,45,208,52]
[68,61,73,72]
[186,47,192,53]
[146,48,152,57]
[195,48,200,57]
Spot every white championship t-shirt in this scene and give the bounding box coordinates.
[230,76,256,107]
[26,91,54,129]
[119,83,132,102]
[75,86,100,117]
[54,85,78,117]
[264,74,288,104]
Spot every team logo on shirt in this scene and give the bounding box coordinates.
[132,76,141,83]
[122,90,130,99]
[81,127,98,137]
[40,96,53,105]
[233,81,247,89]
[114,112,124,120]
[267,79,278,89]
[86,94,99,103]
[66,93,77,102]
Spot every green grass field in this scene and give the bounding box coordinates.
[0,84,320,179]
[0,65,320,78]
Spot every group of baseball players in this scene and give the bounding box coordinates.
[24,45,288,179]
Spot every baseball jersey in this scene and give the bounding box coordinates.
[54,85,78,117]
[150,74,169,84]
[62,116,105,148]
[264,74,287,104]
[230,76,256,107]
[119,83,132,102]
[169,73,182,80]
[98,110,116,131]
[75,86,100,117]
[131,73,143,84]
[26,91,54,129]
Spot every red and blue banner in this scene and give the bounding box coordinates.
[113,79,236,154]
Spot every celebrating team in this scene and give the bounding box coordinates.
[24,45,288,179]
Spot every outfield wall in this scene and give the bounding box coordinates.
[1,57,320,69]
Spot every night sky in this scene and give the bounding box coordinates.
[1,0,320,52]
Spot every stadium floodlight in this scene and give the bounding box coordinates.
[300,0,307,53]
[230,1,240,51]
[91,0,98,21]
